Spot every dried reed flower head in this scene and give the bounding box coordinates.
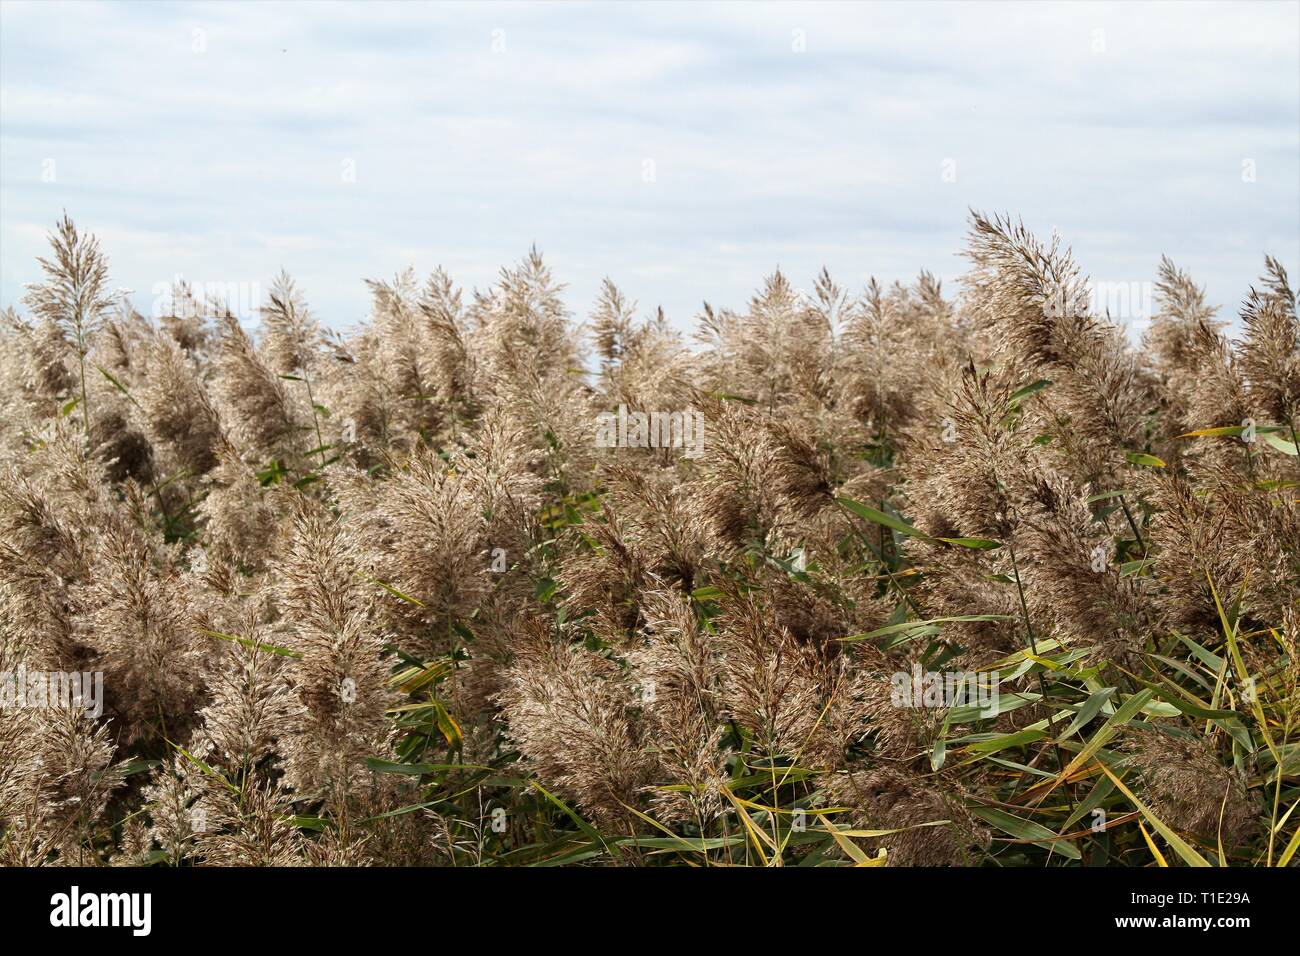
[79,516,210,742]
[498,616,654,828]
[213,312,303,460]
[21,213,114,356]
[1239,257,1300,429]
[713,584,823,760]
[136,332,226,477]
[626,587,727,825]
[276,500,396,818]
[965,212,1152,485]
[1123,727,1258,849]
[259,270,322,378]
[825,766,989,866]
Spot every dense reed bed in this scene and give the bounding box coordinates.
[1,212,1296,866]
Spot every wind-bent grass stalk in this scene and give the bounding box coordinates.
[1007,542,1073,814]
[1117,493,1146,557]
[76,327,92,438]
[302,368,328,470]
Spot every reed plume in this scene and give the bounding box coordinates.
[1,212,1294,868]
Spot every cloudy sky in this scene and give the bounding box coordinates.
[1,0,1297,334]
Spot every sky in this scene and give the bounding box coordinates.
[1,0,1297,336]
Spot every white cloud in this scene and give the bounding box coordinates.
[1,0,1296,331]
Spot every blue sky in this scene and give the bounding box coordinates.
[1,0,1297,334]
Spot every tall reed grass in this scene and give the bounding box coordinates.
[0,213,1296,866]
